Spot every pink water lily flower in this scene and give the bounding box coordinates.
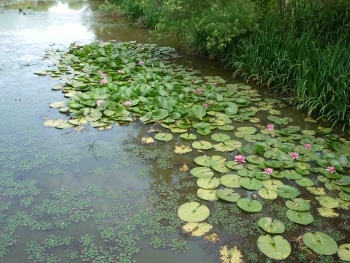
[96,100,103,106]
[124,101,132,107]
[326,166,336,173]
[213,82,218,86]
[118,70,124,74]
[100,79,107,85]
[85,74,90,78]
[290,152,299,160]
[264,168,273,175]
[138,61,144,65]
[267,124,274,131]
[195,89,202,94]
[304,144,312,149]
[235,155,246,163]
[203,103,209,109]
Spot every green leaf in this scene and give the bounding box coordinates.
[276,185,300,198]
[154,133,173,142]
[338,244,350,261]
[197,188,218,201]
[177,202,210,223]
[216,188,240,202]
[258,217,285,234]
[190,167,214,179]
[197,178,220,189]
[140,112,152,122]
[220,174,241,188]
[286,210,313,225]
[257,235,291,260]
[285,198,311,211]
[192,105,206,119]
[239,178,263,191]
[303,232,338,255]
[211,133,230,142]
[237,198,262,213]
[192,140,213,150]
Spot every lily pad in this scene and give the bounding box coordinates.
[316,196,340,209]
[192,140,213,150]
[190,167,214,179]
[317,207,339,217]
[220,174,241,188]
[216,188,240,202]
[174,145,193,154]
[303,232,338,255]
[197,188,218,201]
[258,217,285,234]
[239,178,263,191]
[286,210,313,225]
[285,198,310,211]
[219,245,243,263]
[262,179,283,191]
[258,188,278,199]
[180,133,197,140]
[177,202,210,223]
[197,177,220,189]
[338,244,350,261]
[154,133,173,142]
[237,198,262,213]
[183,223,213,237]
[211,133,230,142]
[257,235,291,260]
[295,178,314,187]
[276,185,300,198]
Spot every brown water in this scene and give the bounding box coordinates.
[0,1,349,263]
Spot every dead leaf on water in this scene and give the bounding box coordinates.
[220,245,243,263]
[179,163,189,172]
[140,137,155,144]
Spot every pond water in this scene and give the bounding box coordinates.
[0,1,349,263]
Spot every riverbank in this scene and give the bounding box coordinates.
[100,0,350,129]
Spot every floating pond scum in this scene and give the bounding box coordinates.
[26,40,350,262]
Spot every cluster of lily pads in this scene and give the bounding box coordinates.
[37,40,350,261]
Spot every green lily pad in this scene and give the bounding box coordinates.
[258,217,285,234]
[192,140,213,150]
[197,188,218,201]
[262,179,283,190]
[239,178,263,191]
[258,188,278,200]
[194,156,215,167]
[295,178,314,187]
[154,133,173,142]
[190,167,214,178]
[257,235,291,260]
[246,155,265,164]
[306,187,326,196]
[276,185,300,198]
[285,198,310,211]
[213,143,235,152]
[225,161,243,170]
[281,170,302,180]
[180,133,197,140]
[303,232,338,255]
[237,198,262,213]
[316,196,340,209]
[177,202,210,223]
[264,160,283,169]
[216,188,240,202]
[197,177,220,189]
[338,244,350,261]
[211,162,231,173]
[220,174,241,188]
[286,210,313,225]
[211,133,230,142]
[49,102,66,108]
[317,207,339,217]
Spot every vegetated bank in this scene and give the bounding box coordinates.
[99,0,350,129]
